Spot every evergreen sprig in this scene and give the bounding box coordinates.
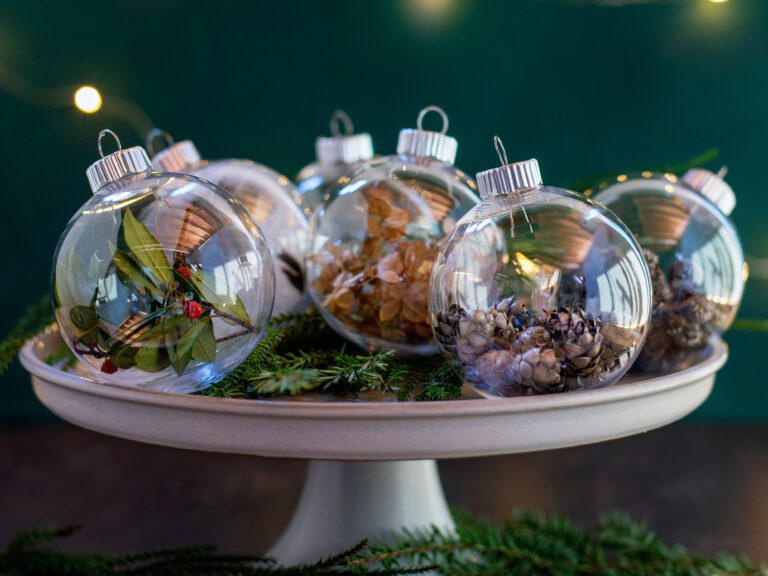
[0,295,55,374]
[352,509,764,576]
[202,312,463,401]
[1,510,762,576]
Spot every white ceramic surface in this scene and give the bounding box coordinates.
[21,325,727,461]
[20,326,727,565]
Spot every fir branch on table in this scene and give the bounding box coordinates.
[0,295,54,376]
[1,510,763,576]
[352,509,765,576]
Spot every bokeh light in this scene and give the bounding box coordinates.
[73,85,102,114]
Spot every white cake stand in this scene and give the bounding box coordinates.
[20,325,727,565]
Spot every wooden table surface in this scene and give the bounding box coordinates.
[1,422,765,561]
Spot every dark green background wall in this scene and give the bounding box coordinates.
[1,0,766,420]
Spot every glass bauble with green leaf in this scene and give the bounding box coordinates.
[52,130,275,393]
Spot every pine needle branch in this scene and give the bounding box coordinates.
[0,294,54,375]
[0,510,765,575]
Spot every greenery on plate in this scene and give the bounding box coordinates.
[200,311,463,401]
[1,509,762,575]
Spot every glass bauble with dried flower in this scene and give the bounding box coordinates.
[307,106,480,355]
[295,110,376,213]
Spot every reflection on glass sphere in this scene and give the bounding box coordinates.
[52,172,274,392]
[595,171,744,372]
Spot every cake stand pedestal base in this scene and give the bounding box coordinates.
[268,460,453,565]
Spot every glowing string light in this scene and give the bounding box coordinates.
[0,61,153,136]
[74,85,102,113]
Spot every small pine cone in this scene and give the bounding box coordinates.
[557,307,605,379]
[562,331,604,378]
[506,346,563,393]
[510,326,552,355]
[669,258,696,300]
[456,309,496,363]
[495,296,533,330]
[545,307,573,341]
[488,307,518,348]
[434,305,465,352]
[641,248,672,304]
[475,349,515,388]
[666,294,713,350]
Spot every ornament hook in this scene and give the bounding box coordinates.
[329,110,354,137]
[146,128,176,157]
[417,105,449,135]
[494,135,509,166]
[97,129,121,158]
[717,165,729,179]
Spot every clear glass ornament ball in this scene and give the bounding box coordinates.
[430,160,652,397]
[296,110,375,214]
[594,171,744,372]
[189,160,311,315]
[296,160,366,215]
[52,171,275,393]
[307,155,480,355]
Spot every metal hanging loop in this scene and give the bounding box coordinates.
[329,110,354,137]
[145,128,176,157]
[97,129,121,158]
[417,105,449,134]
[494,135,509,166]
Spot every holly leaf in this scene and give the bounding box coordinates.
[134,315,190,343]
[191,319,216,362]
[110,241,162,297]
[189,270,252,326]
[166,333,192,376]
[122,209,174,288]
[110,346,138,369]
[69,305,99,347]
[70,306,98,331]
[135,340,171,373]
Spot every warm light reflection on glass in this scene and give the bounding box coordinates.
[515,252,539,277]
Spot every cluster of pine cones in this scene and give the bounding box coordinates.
[434,298,608,395]
[636,249,723,369]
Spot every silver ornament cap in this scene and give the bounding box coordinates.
[146,128,202,173]
[86,129,152,193]
[476,136,542,200]
[151,140,202,173]
[316,110,374,166]
[682,167,736,216]
[396,105,458,164]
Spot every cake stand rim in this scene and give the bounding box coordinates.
[20,324,728,420]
